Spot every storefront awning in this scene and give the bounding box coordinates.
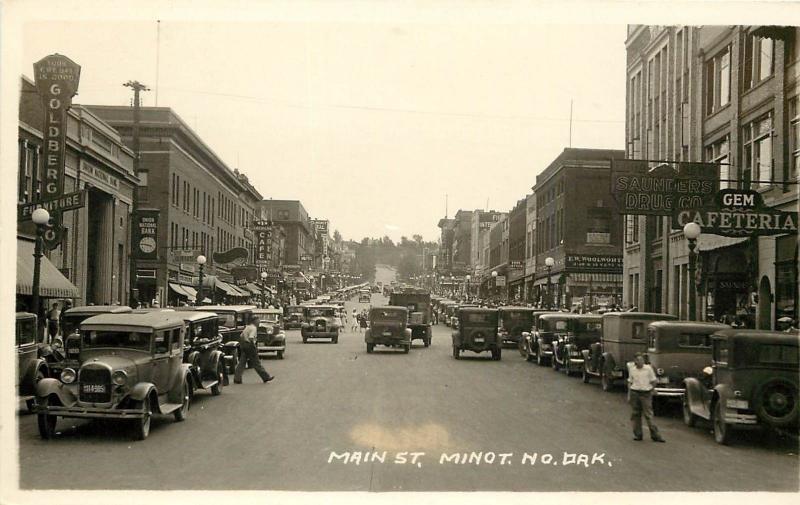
[17,239,79,298]
[569,273,623,285]
[169,283,191,298]
[215,280,240,296]
[697,235,749,253]
[181,285,198,301]
[533,274,561,287]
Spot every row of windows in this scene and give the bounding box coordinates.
[536,208,564,255]
[536,178,564,209]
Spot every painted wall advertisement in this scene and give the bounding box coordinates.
[132,209,159,260]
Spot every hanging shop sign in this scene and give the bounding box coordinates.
[565,254,623,273]
[672,189,798,237]
[132,209,159,260]
[33,53,81,249]
[252,222,272,266]
[231,266,259,283]
[18,190,85,221]
[610,159,718,216]
[495,275,507,287]
[312,219,329,235]
[213,247,249,265]
[509,260,524,270]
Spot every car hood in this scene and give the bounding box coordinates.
[79,351,147,379]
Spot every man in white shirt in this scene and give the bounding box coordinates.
[234,316,275,384]
[627,353,665,442]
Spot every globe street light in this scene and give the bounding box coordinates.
[260,270,269,308]
[545,256,555,309]
[683,222,701,321]
[31,208,50,329]
[465,274,471,297]
[196,254,207,306]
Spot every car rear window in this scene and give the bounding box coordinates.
[678,333,712,349]
[308,309,335,317]
[542,319,568,331]
[756,344,799,365]
[372,310,405,321]
[466,313,493,324]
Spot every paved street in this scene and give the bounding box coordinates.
[18,289,798,491]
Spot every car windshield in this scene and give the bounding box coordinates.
[216,313,237,328]
[464,313,493,324]
[189,320,218,342]
[254,313,280,322]
[83,330,151,350]
[17,318,36,346]
[542,319,569,332]
[62,314,89,336]
[308,308,335,317]
[503,311,529,320]
[371,310,405,321]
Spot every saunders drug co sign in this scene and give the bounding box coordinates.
[672,189,798,237]
[611,160,718,215]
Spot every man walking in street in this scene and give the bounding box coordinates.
[627,352,665,442]
[47,302,61,343]
[234,315,275,384]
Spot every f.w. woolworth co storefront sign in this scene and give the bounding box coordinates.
[673,189,798,237]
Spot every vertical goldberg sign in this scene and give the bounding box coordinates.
[33,54,81,249]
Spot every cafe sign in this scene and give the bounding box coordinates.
[611,160,718,216]
[673,189,798,237]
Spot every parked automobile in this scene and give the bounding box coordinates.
[284,305,304,330]
[389,289,433,347]
[300,305,340,343]
[17,313,49,412]
[581,312,677,391]
[359,289,372,303]
[452,308,501,360]
[527,312,573,366]
[645,321,730,413]
[35,312,193,440]
[451,304,478,330]
[518,310,558,360]
[175,311,226,394]
[498,307,535,347]
[252,308,286,359]
[552,314,602,375]
[193,305,255,374]
[57,305,133,378]
[682,329,799,444]
[365,306,411,353]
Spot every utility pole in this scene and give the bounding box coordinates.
[124,80,149,307]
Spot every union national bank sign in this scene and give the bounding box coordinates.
[672,189,798,237]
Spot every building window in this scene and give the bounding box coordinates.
[790,97,799,182]
[705,45,731,115]
[742,113,773,188]
[743,34,774,91]
[705,135,731,189]
[625,215,639,245]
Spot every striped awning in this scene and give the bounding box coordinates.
[215,280,240,296]
[181,285,198,301]
[569,273,623,284]
[169,283,191,298]
[16,239,79,298]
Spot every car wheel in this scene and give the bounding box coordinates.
[174,379,190,422]
[600,371,613,392]
[277,350,284,360]
[367,343,374,353]
[211,362,224,396]
[131,400,152,440]
[453,346,460,360]
[713,401,732,445]
[682,394,697,427]
[37,413,57,439]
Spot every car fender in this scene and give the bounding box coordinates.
[364,329,372,343]
[168,366,193,404]
[713,383,734,406]
[20,358,48,396]
[35,378,76,406]
[683,377,709,417]
[186,350,201,368]
[451,331,460,346]
[223,341,240,355]
[404,328,412,338]
[129,382,158,404]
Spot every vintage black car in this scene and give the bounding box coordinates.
[498,306,535,347]
[365,306,411,353]
[682,329,799,444]
[389,289,433,347]
[284,305,304,330]
[175,311,226,394]
[193,305,255,373]
[552,314,602,376]
[518,310,559,362]
[17,313,49,412]
[582,312,677,391]
[35,312,193,440]
[57,305,133,377]
[525,312,571,366]
[253,308,286,359]
[452,308,501,360]
[301,305,340,343]
[645,321,729,412]
[359,289,372,303]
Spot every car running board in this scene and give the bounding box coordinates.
[201,380,219,389]
[159,402,184,414]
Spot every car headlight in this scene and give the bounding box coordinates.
[656,368,664,376]
[112,370,128,386]
[60,368,76,384]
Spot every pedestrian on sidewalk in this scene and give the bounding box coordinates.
[234,316,275,384]
[351,309,359,332]
[627,353,665,442]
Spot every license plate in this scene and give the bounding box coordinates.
[474,338,484,343]
[382,331,392,336]
[82,384,106,394]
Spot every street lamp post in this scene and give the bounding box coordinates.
[683,222,701,321]
[260,271,268,308]
[465,274,471,298]
[545,256,555,309]
[31,208,50,331]
[491,270,498,301]
[196,254,206,306]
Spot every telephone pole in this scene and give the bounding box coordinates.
[124,80,149,307]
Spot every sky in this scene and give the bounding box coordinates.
[9,1,793,244]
